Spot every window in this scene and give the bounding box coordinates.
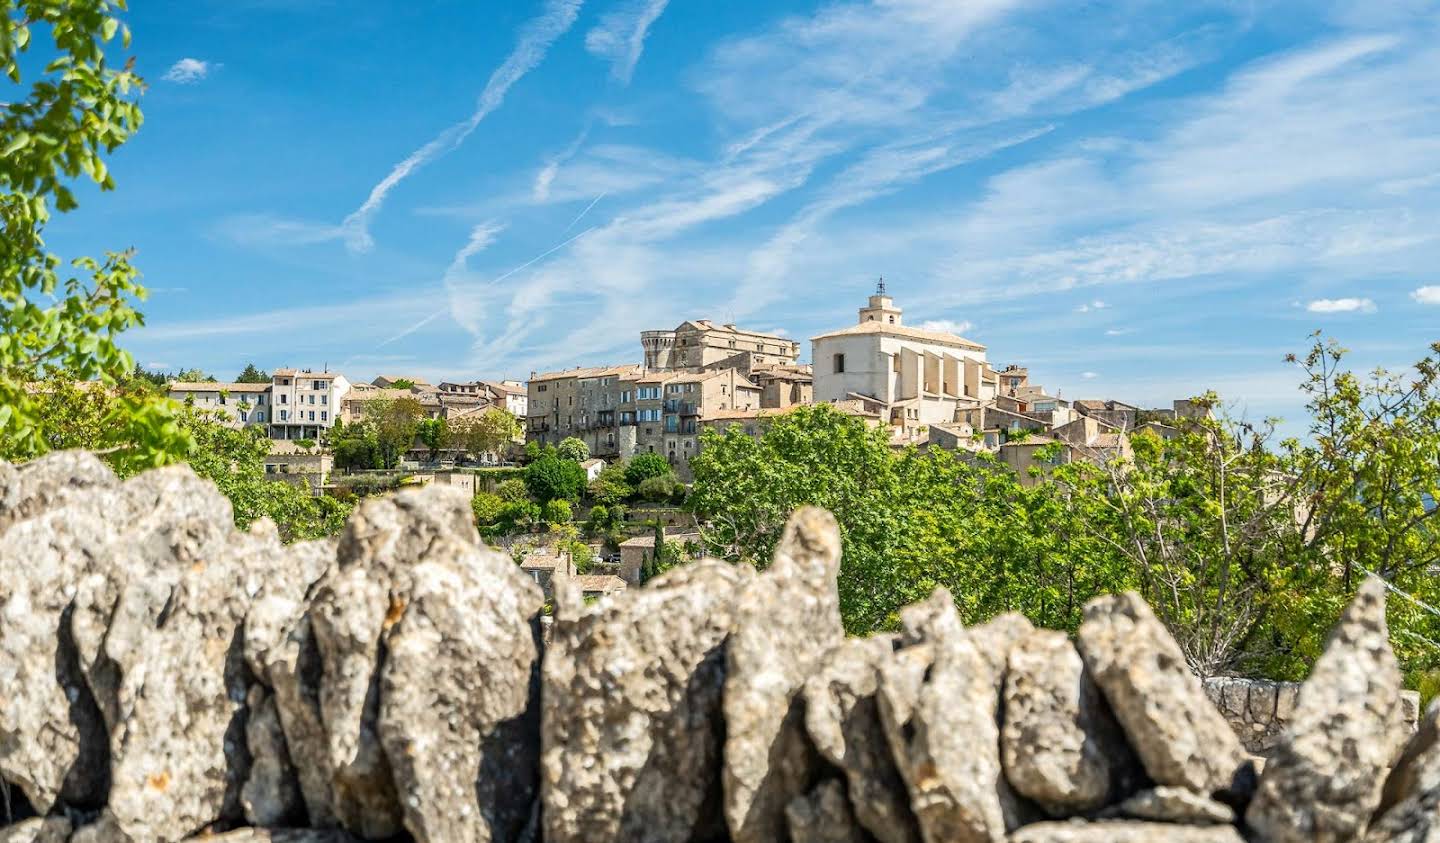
[321,395,327,405]
[308,394,315,404]
[257,412,265,422]
[538,384,548,392]
[321,411,328,421]
[834,353,846,374]
[309,411,316,421]
[280,394,287,404]
[280,410,288,421]
[313,380,324,390]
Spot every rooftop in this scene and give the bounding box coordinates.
[168,381,272,393]
[810,320,986,352]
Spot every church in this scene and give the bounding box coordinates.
[811,282,998,437]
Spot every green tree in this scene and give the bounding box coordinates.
[174,368,214,382]
[236,363,269,384]
[389,378,416,390]
[588,461,633,505]
[542,498,573,525]
[557,436,590,463]
[449,407,521,461]
[524,451,586,503]
[625,452,673,486]
[0,1,190,467]
[472,491,506,526]
[496,476,529,503]
[365,397,424,468]
[637,475,677,503]
[417,417,447,461]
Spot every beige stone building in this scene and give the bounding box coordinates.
[169,367,351,440]
[811,284,998,443]
[641,320,799,372]
[526,322,785,477]
[167,381,273,428]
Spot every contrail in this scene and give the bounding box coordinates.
[560,193,606,235]
[341,0,585,253]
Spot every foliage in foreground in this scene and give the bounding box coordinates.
[689,336,1440,682]
[1,0,191,468]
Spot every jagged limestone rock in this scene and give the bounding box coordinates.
[378,542,543,843]
[1247,577,1405,843]
[1009,820,1245,842]
[305,485,536,841]
[877,588,1008,843]
[1077,592,1249,796]
[0,817,71,843]
[243,686,305,827]
[1002,629,1136,815]
[803,635,920,843]
[1106,787,1235,825]
[1365,705,1440,841]
[0,450,115,535]
[723,507,844,843]
[543,559,752,842]
[73,480,280,842]
[785,779,870,843]
[969,612,1034,693]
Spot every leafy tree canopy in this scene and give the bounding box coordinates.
[624,452,673,486]
[1,0,190,467]
[524,451,587,503]
[557,437,590,463]
[236,363,270,384]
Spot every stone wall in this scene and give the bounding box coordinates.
[1,452,1438,843]
[1204,676,1421,756]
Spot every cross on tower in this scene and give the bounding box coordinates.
[876,276,887,295]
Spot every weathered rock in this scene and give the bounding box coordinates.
[379,541,543,843]
[1247,578,1404,843]
[969,612,1033,693]
[785,779,870,843]
[803,635,920,843]
[243,686,305,827]
[0,461,274,839]
[0,450,116,535]
[1365,706,1440,842]
[306,485,486,838]
[543,559,750,843]
[1009,820,1245,842]
[723,507,844,843]
[1106,787,1235,824]
[1374,700,1440,824]
[877,588,1008,843]
[1077,592,1249,796]
[1001,629,1136,815]
[0,817,71,843]
[188,831,361,842]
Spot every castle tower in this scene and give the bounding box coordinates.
[640,330,677,370]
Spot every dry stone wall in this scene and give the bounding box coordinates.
[1,452,1437,842]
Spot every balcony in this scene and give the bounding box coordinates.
[679,402,700,416]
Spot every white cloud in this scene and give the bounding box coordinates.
[1412,285,1440,304]
[340,0,584,253]
[1076,299,1108,312]
[1104,327,1132,336]
[919,319,974,335]
[1081,371,1099,379]
[162,58,215,84]
[1306,297,1377,313]
[585,0,671,84]
[212,214,346,247]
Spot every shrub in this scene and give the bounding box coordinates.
[471,492,506,525]
[637,475,677,503]
[525,453,587,502]
[496,477,529,503]
[542,498,573,524]
[557,437,590,463]
[625,452,673,486]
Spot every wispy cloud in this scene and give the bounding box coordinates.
[1075,299,1108,312]
[585,0,671,84]
[919,319,974,335]
[340,0,584,252]
[1105,327,1133,336]
[1081,371,1099,379]
[162,58,216,84]
[212,214,346,247]
[1412,285,1440,305]
[1306,297,1377,313]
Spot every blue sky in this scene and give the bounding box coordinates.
[51,0,1440,428]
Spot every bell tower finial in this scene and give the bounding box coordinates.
[876,275,887,296]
